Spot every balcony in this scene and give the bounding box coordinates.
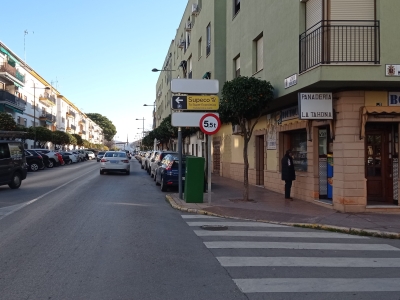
[79,119,86,125]
[66,127,72,132]
[71,124,76,131]
[39,113,56,124]
[188,71,192,79]
[39,92,56,107]
[0,62,25,85]
[0,90,26,113]
[299,20,380,73]
[66,110,75,118]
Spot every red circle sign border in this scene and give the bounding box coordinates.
[199,113,221,135]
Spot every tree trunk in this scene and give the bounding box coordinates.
[243,137,249,201]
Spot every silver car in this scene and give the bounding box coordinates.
[100,151,130,175]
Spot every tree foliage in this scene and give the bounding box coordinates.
[219,76,274,201]
[52,130,71,148]
[27,126,53,148]
[86,113,117,141]
[72,133,83,146]
[0,112,17,131]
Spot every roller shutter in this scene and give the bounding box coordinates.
[306,0,323,30]
[330,0,375,21]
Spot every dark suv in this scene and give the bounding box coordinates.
[0,141,28,189]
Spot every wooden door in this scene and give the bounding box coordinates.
[366,132,386,202]
[256,135,265,186]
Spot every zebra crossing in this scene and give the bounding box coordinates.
[181,214,400,299]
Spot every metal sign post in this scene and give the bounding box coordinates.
[207,134,212,204]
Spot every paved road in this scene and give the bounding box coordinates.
[0,159,245,300]
[183,214,400,299]
[2,158,400,299]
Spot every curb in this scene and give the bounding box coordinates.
[165,195,400,239]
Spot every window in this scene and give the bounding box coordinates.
[191,144,194,155]
[198,38,202,59]
[233,0,240,17]
[289,130,308,172]
[0,143,11,159]
[234,55,240,78]
[206,23,211,56]
[256,36,263,72]
[188,56,192,78]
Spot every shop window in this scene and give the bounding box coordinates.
[290,130,308,172]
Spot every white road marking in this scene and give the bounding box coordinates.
[217,257,400,267]
[181,215,220,219]
[0,168,95,221]
[205,241,399,251]
[186,221,286,228]
[194,230,369,239]
[234,278,400,293]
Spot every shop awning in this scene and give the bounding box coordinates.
[360,106,400,139]
[4,104,24,114]
[0,47,18,64]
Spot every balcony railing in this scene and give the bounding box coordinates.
[71,124,76,131]
[39,92,56,106]
[0,90,26,111]
[79,119,86,125]
[82,130,86,134]
[39,113,56,123]
[0,62,26,84]
[299,20,380,73]
[66,110,76,118]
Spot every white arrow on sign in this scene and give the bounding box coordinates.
[175,97,184,104]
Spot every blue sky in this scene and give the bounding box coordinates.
[1,0,188,143]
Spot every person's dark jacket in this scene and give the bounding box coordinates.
[281,154,296,181]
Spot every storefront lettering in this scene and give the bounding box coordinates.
[302,112,332,118]
[389,93,400,106]
[301,93,332,100]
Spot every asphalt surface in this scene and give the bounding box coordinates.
[1,159,400,299]
[0,159,245,300]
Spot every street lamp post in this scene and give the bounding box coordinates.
[31,81,50,148]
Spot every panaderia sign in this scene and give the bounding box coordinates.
[298,93,333,120]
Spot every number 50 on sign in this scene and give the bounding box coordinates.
[199,113,221,135]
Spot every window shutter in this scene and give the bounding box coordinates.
[306,0,323,30]
[256,37,263,72]
[330,0,375,21]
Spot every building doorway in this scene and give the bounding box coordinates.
[212,137,220,174]
[365,122,398,205]
[255,135,265,186]
[318,127,333,202]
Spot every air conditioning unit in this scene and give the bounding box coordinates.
[197,131,204,139]
[192,3,199,15]
[232,124,243,135]
[185,22,192,31]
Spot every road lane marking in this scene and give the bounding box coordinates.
[0,168,96,221]
[181,215,220,219]
[234,278,400,293]
[204,241,399,251]
[217,257,400,267]
[193,230,369,239]
[186,221,286,228]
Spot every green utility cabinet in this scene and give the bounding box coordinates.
[184,156,205,203]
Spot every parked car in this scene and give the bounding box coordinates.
[86,151,95,160]
[54,152,65,166]
[146,151,157,174]
[100,151,130,175]
[150,151,178,179]
[32,149,60,167]
[60,152,78,164]
[0,141,28,189]
[141,151,151,170]
[24,150,45,172]
[125,150,132,160]
[96,151,106,162]
[155,154,186,192]
[38,152,52,168]
[73,150,86,161]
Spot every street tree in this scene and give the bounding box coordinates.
[0,112,17,131]
[219,76,274,201]
[72,133,83,147]
[27,126,53,148]
[86,113,117,141]
[52,130,71,149]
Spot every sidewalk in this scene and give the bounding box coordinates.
[166,174,400,238]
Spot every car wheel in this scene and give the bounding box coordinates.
[47,160,54,168]
[150,171,154,178]
[67,160,72,165]
[39,164,45,170]
[100,170,104,175]
[160,176,167,192]
[126,170,130,175]
[8,172,22,189]
[141,164,144,169]
[155,174,160,186]
[30,163,39,172]
[153,172,157,181]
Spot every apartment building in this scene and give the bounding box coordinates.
[0,41,104,149]
[155,0,227,155]
[156,0,400,212]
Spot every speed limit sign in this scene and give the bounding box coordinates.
[199,113,221,135]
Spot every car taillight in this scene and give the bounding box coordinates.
[101,158,108,162]
[38,155,42,159]
[121,160,129,163]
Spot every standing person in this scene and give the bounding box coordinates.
[281,149,296,200]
